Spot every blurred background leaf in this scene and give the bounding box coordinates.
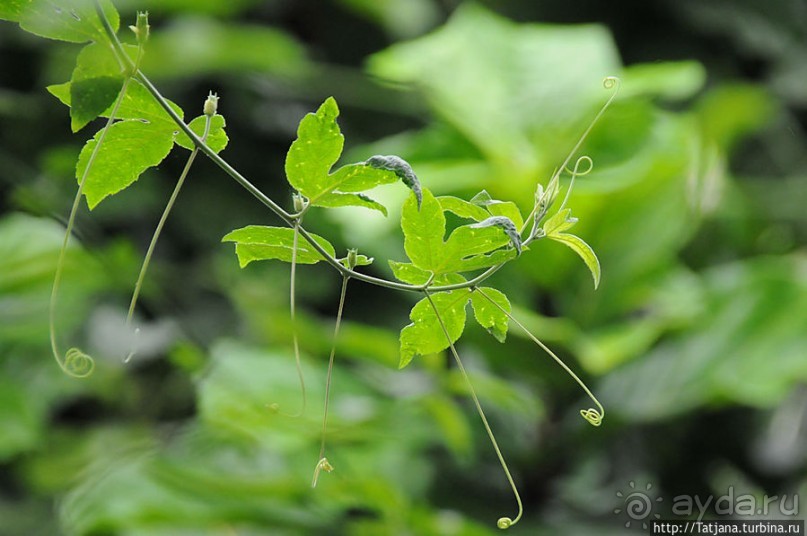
[0,0,805,534]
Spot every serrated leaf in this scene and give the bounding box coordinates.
[470,288,510,342]
[175,115,229,154]
[548,232,601,289]
[401,188,445,271]
[16,0,119,43]
[437,195,490,221]
[285,97,343,198]
[310,192,388,216]
[222,226,335,267]
[365,155,422,208]
[469,216,522,254]
[76,120,175,209]
[543,208,577,236]
[68,76,123,132]
[399,290,471,368]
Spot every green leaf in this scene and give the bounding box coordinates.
[448,248,518,274]
[285,97,343,198]
[542,208,577,236]
[470,288,510,343]
[321,163,400,194]
[17,0,119,44]
[440,224,512,274]
[68,75,123,132]
[222,225,335,267]
[175,114,229,154]
[548,232,601,289]
[401,188,445,271]
[0,0,27,21]
[311,192,388,216]
[389,261,432,285]
[399,290,471,368]
[49,78,184,127]
[437,195,490,221]
[76,120,176,209]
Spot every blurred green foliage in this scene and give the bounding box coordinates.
[1,0,805,535]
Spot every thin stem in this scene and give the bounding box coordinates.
[124,115,213,362]
[312,274,350,487]
[287,221,307,417]
[424,290,523,530]
[49,57,139,378]
[474,288,603,426]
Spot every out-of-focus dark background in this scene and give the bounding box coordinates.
[1,0,805,534]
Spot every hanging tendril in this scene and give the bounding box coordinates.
[424,290,523,530]
[474,288,604,427]
[312,274,350,487]
[124,110,213,363]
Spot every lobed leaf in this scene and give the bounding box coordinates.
[284,97,343,199]
[470,288,511,342]
[486,201,524,231]
[401,188,446,272]
[76,120,175,209]
[542,208,577,236]
[222,225,335,267]
[399,290,471,368]
[389,261,432,285]
[69,75,124,132]
[548,232,601,289]
[446,248,518,274]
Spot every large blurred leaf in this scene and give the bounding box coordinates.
[599,254,807,421]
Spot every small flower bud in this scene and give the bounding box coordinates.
[346,248,358,270]
[204,91,219,117]
[292,193,306,214]
[129,11,150,45]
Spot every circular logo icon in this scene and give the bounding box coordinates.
[614,481,663,529]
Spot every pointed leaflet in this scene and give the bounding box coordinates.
[470,288,510,342]
[542,208,600,288]
[399,290,471,368]
[548,233,601,289]
[283,98,401,213]
[222,226,335,267]
[401,188,445,271]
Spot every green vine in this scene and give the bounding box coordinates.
[4,1,623,528]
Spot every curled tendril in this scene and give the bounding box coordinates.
[497,517,514,530]
[62,347,95,378]
[603,75,620,90]
[311,457,334,488]
[474,288,605,429]
[580,408,603,427]
[558,155,594,213]
[424,290,523,530]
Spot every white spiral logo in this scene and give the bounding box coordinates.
[614,481,662,529]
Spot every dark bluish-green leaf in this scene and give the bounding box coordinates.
[486,201,524,231]
[17,0,119,44]
[365,155,422,208]
[68,76,123,132]
[469,216,522,254]
[470,288,510,342]
[399,290,471,368]
[222,225,335,267]
[76,120,175,209]
[175,114,229,154]
[401,188,445,271]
